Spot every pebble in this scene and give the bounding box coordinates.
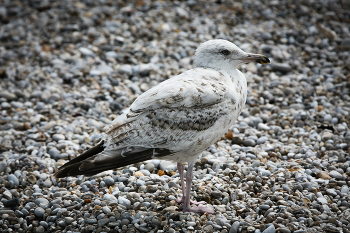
[52,134,65,141]
[329,171,343,180]
[242,139,256,147]
[103,194,118,202]
[65,217,74,224]
[0,161,7,173]
[34,207,45,218]
[271,62,292,73]
[263,225,275,233]
[229,221,240,233]
[8,174,19,186]
[103,176,114,186]
[118,196,131,209]
[257,136,269,145]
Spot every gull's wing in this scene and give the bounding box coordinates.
[103,68,231,150]
[55,68,232,177]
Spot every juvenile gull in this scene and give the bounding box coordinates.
[55,39,270,214]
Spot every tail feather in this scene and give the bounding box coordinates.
[55,142,173,178]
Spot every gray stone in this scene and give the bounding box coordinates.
[0,161,7,173]
[317,197,328,204]
[52,134,65,141]
[341,186,349,194]
[48,148,60,160]
[259,204,270,210]
[3,190,12,199]
[34,207,45,218]
[271,62,292,73]
[103,194,118,202]
[64,217,74,224]
[118,64,133,75]
[329,170,343,179]
[79,47,95,56]
[103,176,114,186]
[323,114,332,122]
[144,163,155,172]
[8,174,19,186]
[211,190,223,198]
[98,218,109,227]
[258,123,270,131]
[263,225,275,233]
[257,136,269,145]
[229,221,240,233]
[35,226,45,233]
[102,206,111,215]
[242,139,256,147]
[0,91,17,101]
[118,196,131,209]
[139,169,151,176]
[85,217,97,224]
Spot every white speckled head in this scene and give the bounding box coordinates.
[194,39,269,70]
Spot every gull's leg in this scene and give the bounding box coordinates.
[182,163,215,214]
[177,163,186,203]
[176,163,206,205]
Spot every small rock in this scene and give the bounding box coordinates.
[8,174,19,186]
[98,218,109,227]
[3,198,19,207]
[118,64,133,75]
[317,172,331,180]
[103,194,118,202]
[48,148,60,160]
[118,196,131,209]
[79,47,95,56]
[102,206,111,215]
[65,217,74,224]
[52,134,65,141]
[341,186,349,194]
[144,162,155,172]
[34,207,45,218]
[262,224,275,233]
[134,171,144,177]
[317,197,328,204]
[321,131,333,141]
[242,139,256,147]
[103,176,114,186]
[258,123,270,131]
[271,62,292,73]
[257,136,269,145]
[0,91,17,101]
[329,170,343,180]
[0,161,7,173]
[35,226,45,233]
[229,221,240,233]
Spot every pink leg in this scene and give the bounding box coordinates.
[181,163,215,214]
[177,163,185,203]
[176,163,206,205]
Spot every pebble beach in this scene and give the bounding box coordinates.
[0,0,350,232]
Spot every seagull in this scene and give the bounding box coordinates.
[55,39,270,214]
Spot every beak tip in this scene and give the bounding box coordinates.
[257,55,270,65]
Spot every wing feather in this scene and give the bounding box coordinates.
[103,68,231,150]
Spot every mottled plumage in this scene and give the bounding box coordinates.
[55,39,270,214]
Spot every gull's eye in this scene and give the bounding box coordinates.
[219,49,231,56]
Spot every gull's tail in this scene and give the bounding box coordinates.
[54,141,172,178]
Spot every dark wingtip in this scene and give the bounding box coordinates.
[54,141,105,178]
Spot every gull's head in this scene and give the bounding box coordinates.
[194,39,270,70]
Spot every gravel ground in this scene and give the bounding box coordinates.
[0,0,350,232]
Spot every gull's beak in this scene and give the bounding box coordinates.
[243,53,270,64]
